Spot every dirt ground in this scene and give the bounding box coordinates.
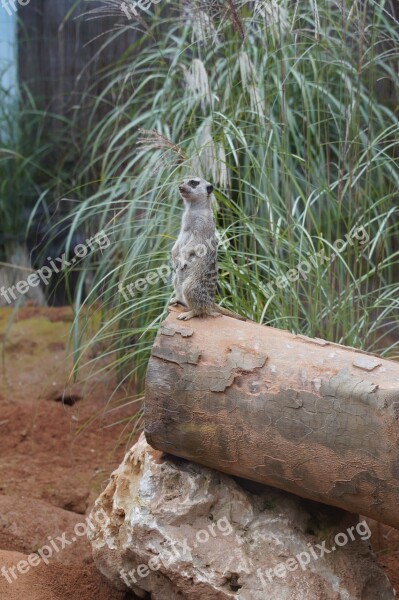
[0,306,140,600]
[0,306,397,599]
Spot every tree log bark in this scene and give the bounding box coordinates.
[144,307,399,529]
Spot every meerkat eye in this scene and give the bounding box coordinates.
[188,180,200,188]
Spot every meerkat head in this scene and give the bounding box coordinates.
[178,177,213,205]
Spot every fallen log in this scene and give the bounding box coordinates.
[144,307,399,529]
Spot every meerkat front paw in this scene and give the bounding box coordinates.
[177,310,196,320]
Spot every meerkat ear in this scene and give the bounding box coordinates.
[206,184,213,195]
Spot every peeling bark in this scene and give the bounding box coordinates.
[145,307,399,529]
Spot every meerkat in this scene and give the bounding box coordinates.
[170,177,245,321]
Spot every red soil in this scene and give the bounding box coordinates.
[0,306,139,600]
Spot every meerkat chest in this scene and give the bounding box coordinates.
[173,208,216,263]
[172,230,189,256]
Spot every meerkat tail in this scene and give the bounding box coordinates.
[214,305,246,321]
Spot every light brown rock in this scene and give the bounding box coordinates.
[89,434,395,600]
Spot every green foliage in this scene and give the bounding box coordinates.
[64,0,398,398]
[0,66,72,263]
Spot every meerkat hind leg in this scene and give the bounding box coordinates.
[169,297,187,306]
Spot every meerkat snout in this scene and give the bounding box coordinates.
[178,178,214,203]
